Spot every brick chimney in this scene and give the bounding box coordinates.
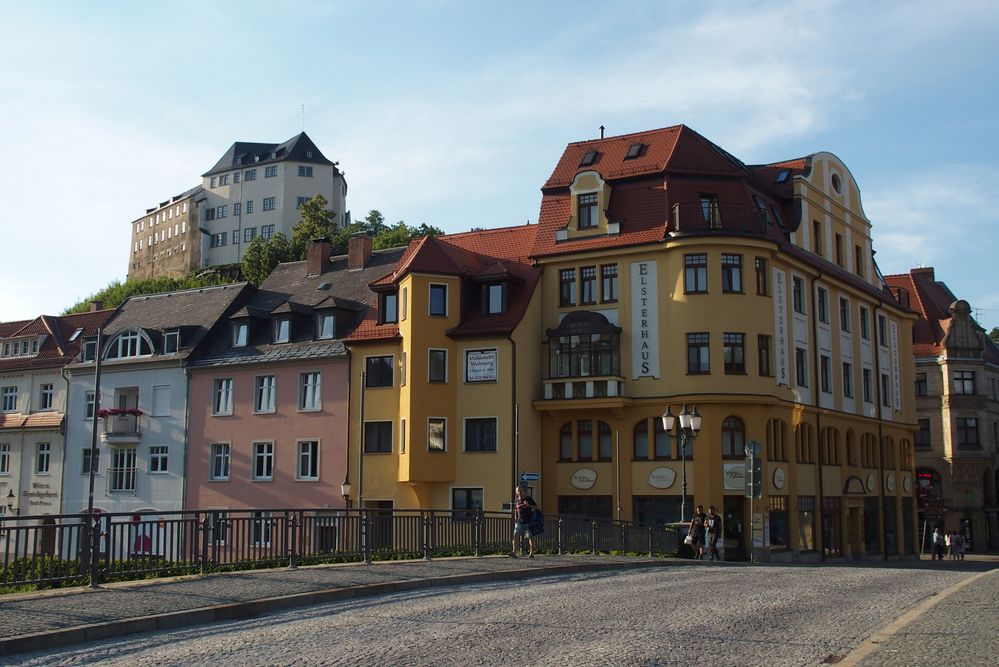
[307,238,332,276]
[348,234,372,270]
[89,300,104,312]
[911,266,935,280]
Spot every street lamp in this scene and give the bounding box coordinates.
[6,489,17,516]
[341,480,352,508]
[661,404,702,522]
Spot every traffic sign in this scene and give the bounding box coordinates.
[520,472,540,482]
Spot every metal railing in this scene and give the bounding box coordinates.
[0,509,682,591]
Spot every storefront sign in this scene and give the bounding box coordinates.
[723,463,745,491]
[890,321,901,410]
[630,261,659,378]
[648,467,676,489]
[465,349,497,382]
[571,468,597,489]
[772,268,789,386]
[772,467,785,490]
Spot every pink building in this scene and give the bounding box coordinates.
[185,237,407,515]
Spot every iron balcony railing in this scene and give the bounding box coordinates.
[0,509,683,591]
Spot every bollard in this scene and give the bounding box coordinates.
[288,510,298,569]
[474,511,482,558]
[557,517,564,555]
[199,514,210,575]
[88,513,102,588]
[362,510,371,564]
[422,512,432,561]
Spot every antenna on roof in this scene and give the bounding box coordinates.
[301,104,305,131]
[599,125,605,139]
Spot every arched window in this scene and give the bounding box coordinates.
[845,429,857,466]
[767,419,788,461]
[578,420,593,460]
[861,433,878,468]
[820,427,841,466]
[795,423,815,463]
[654,417,671,459]
[881,436,896,469]
[105,330,153,359]
[900,439,913,470]
[633,420,648,460]
[721,417,745,459]
[597,421,612,460]
[559,423,572,461]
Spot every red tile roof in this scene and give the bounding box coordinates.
[0,412,63,430]
[0,309,115,372]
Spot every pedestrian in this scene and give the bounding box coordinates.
[689,505,707,560]
[705,505,723,561]
[510,486,536,558]
[948,531,957,560]
[956,532,966,560]
[932,527,945,560]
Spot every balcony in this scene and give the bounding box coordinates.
[101,413,143,444]
[543,376,625,400]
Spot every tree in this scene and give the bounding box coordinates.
[242,233,292,285]
[62,272,236,314]
[990,327,999,344]
[290,195,339,256]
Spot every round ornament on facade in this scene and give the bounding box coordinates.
[866,473,876,493]
[902,475,911,494]
[885,474,895,493]
[648,467,676,489]
[772,467,785,490]
[571,468,597,490]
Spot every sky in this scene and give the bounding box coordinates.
[2,0,998,331]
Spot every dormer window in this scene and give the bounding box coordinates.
[316,313,335,340]
[775,170,790,183]
[273,318,290,344]
[105,331,152,359]
[578,193,599,229]
[82,339,97,362]
[699,194,721,228]
[232,322,248,348]
[579,151,598,167]
[485,283,505,315]
[163,330,180,354]
[380,293,398,324]
[624,143,643,160]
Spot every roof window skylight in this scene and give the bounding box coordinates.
[69,328,84,342]
[624,143,644,160]
[579,151,598,167]
[775,170,789,183]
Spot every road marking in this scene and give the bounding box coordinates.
[838,569,995,666]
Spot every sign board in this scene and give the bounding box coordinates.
[744,440,762,499]
[465,349,498,382]
[519,472,540,482]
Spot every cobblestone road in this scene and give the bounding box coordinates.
[3,563,991,667]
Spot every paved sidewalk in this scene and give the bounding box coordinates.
[0,554,673,657]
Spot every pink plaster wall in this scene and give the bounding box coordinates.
[186,360,350,510]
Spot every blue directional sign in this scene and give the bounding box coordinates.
[520,472,540,482]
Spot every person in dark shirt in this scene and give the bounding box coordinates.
[705,505,723,561]
[511,486,536,558]
[689,505,707,559]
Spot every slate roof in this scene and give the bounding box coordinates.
[192,247,407,367]
[203,132,336,177]
[884,268,999,363]
[0,309,114,372]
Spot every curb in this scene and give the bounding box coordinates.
[0,558,671,657]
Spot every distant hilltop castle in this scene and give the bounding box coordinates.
[126,132,347,281]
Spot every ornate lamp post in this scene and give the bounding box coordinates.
[661,404,702,522]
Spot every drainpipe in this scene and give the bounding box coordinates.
[811,270,825,562]
[507,334,518,504]
[873,299,887,561]
[182,366,191,512]
[343,349,353,508]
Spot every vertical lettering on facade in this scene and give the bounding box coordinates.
[773,268,789,386]
[890,320,901,410]
[630,261,659,378]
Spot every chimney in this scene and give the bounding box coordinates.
[911,266,935,281]
[348,233,373,270]
[89,300,104,312]
[307,238,332,276]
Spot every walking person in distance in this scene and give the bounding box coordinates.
[511,486,536,558]
[705,505,723,561]
[689,505,707,559]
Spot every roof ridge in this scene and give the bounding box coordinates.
[565,124,685,146]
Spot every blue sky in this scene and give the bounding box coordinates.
[2,0,998,331]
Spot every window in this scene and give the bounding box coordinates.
[723,333,745,374]
[820,355,831,393]
[485,284,504,315]
[429,284,448,316]
[253,442,274,480]
[364,421,392,453]
[299,372,321,410]
[36,442,51,474]
[254,375,276,413]
[843,362,854,398]
[579,151,598,167]
[210,177,216,188]
[859,307,870,340]
[878,315,888,347]
[625,142,643,159]
[721,254,742,293]
[687,332,710,374]
[795,347,808,387]
[219,174,230,186]
[149,445,168,473]
[296,196,308,209]
[297,441,319,480]
[797,496,816,551]
[578,192,598,229]
[1,387,16,412]
[85,390,95,419]
[216,205,227,219]
[721,417,745,459]
[251,511,272,546]
[365,356,393,387]
[212,378,233,415]
[273,318,290,343]
[152,385,171,417]
[753,257,769,296]
[912,372,927,397]
[855,245,864,278]
[208,511,229,545]
[817,287,829,323]
[839,298,851,332]
[812,220,822,254]
[81,447,98,475]
[465,417,497,452]
[428,417,447,451]
[580,266,597,304]
[452,487,483,519]
[400,419,407,454]
[245,168,257,181]
[915,419,931,449]
[600,264,618,302]
[261,224,275,240]
[298,165,313,177]
[82,339,97,362]
[862,368,873,403]
[0,442,8,474]
[700,194,721,227]
[835,234,844,266]
[792,276,805,314]
[428,349,447,383]
[192,447,228,487]
[758,335,772,377]
[244,227,257,244]
[768,496,789,548]
[108,447,135,491]
[106,331,152,359]
[578,420,593,460]
[881,373,891,407]
[232,230,240,245]
[559,269,577,306]
[380,292,398,323]
[953,370,975,395]
[317,313,335,339]
[209,232,227,248]
[39,383,54,410]
[684,254,707,293]
[246,200,254,214]
[262,197,276,211]
[233,172,240,184]
[957,417,979,449]
[559,423,573,460]
[265,166,278,178]
[163,330,179,354]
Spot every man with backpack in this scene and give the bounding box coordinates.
[511,486,536,558]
